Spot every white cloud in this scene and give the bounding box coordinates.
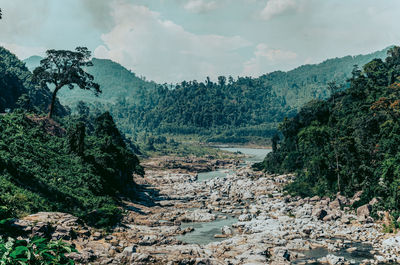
[184,0,218,13]
[260,0,297,20]
[0,42,46,60]
[94,2,251,83]
[243,43,297,76]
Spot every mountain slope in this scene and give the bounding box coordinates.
[23,56,159,107]
[262,46,391,108]
[258,46,400,210]
[104,46,392,142]
[23,46,392,143]
[0,47,67,115]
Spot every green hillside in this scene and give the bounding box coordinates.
[257,46,400,213]
[0,48,144,228]
[0,47,67,116]
[23,46,392,144]
[262,47,391,108]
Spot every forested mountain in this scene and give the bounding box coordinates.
[24,56,160,107]
[261,47,391,108]
[0,47,67,115]
[0,48,144,228]
[23,46,391,143]
[108,77,288,143]
[104,47,391,142]
[257,46,400,213]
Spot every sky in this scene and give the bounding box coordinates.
[0,0,400,83]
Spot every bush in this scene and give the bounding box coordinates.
[0,111,142,228]
[0,236,76,265]
[85,206,123,228]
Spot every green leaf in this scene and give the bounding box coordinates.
[10,246,29,258]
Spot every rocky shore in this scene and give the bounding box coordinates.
[10,156,400,264]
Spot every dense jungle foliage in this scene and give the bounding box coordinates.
[0,47,67,116]
[0,111,143,228]
[0,47,144,228]
[257,47,400,213]
[24,47,390,143]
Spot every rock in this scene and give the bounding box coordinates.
[310,195,320,202]
[327,255,346,265]
[77,229,90,237]
[382,236,400,253]
[327,243,339,252]
[320,254,346,265]
[346,247,357,253]
[341,216,351,224]
[139,235,157,246]
[294,204,313,218]
[132,253,149,262]
[329,199,341,210]
[67,249,96,263]
[286,239,310,251]
[356,204,371,221]
[92,231,102,240]
[312,208,328,220]
[323,214,335,222]
[336,193,349,205]
[374,255,386,262]
[181,209,216,222]
[221,226,233,235]
[369,197,378,206]
[122,246,136,258]
[273,247,290,261]
[350,191,363,204]
[238,214,253,222]
[52,225,73,240]
[242,191,254,200]
[31,222,53,238]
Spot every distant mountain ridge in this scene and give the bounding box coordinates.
[23,46,391,110]
[21,46,393,142]
[261,46,391,108]
[23,57,159,107]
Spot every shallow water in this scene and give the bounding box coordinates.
[219,147,272,164]
[177,147,271,245]
[292,242,374,264]
[197,169,234,182]
[176,215,238,245]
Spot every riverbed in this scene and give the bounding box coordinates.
[178,147,270,245]
[41,149,400,264]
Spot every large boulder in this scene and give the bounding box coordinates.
[312,208,328,220]
[221,226,233,235]
[180,209,216,222]
[329,199,341,210]
[356,204,371,222]
[350,191,363,205]
[238,214,253,222]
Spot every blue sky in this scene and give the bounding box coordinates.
[1,0,400,83]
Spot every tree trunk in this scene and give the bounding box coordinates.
[48,86,60,119]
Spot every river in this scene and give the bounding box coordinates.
[177,147,271,245]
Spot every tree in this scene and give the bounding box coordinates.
[33,47,100,118]
[67,121,86,156]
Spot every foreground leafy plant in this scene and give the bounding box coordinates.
[0,236,76,265]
